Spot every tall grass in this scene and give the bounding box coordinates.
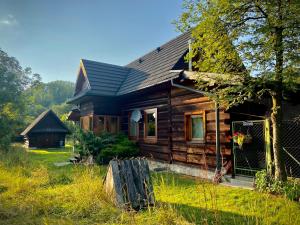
[0,147,299,225]
[0,147,192,225]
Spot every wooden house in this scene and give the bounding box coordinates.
[21,109,70,148]
[67,32,300,178]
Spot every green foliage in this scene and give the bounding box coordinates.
[255,170,300,201]
[25,80,74,120]
[0,49,74,149]
[175,0,299,108]
[0,49,40,149]
[73,130,139,164]
[74,130,107,157]
[98,134,139,163]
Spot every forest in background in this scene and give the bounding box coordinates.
[25,80,74,121]
[0,49,74,148]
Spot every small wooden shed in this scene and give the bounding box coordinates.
[21,109,70,148]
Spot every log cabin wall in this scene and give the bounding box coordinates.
[119,84,232,169]
[120,88,171,162]
[79,97,121,134]
[170,87,231,169]
[27,133,66,148]
[80,101,94,116]
[93,97,121,116]
[79,84,232,169]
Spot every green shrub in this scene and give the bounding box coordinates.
[74,130,103,156]
[74,130,139,164]
[98,134,139,163]
[255,170,300,201]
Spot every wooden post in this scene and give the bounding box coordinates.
[265,119,272,174]
[168,87,173,163]
[215,102,221,173]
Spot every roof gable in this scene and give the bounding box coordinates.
[21,110,69,136]
[74,64,90,96]
[80,59,130,96]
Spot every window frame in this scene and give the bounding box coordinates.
[80,117,83,129]
[91,115,120,135]
[88,116,93,131]
[184,111,206,143]
[128,111,139,140]
[106,116,120,134]
[144,108,157,143]
[97,115,106,133]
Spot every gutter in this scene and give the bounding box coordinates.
[170,78,222,176]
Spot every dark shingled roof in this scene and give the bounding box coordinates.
[21,109,69,136]
[81,60,130,96]
[70,32,190,101]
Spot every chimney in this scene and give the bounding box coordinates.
[188,39,192,71]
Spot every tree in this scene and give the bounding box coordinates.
[176,0,299,181]
[0,49,40,149]
[25,80,74,120]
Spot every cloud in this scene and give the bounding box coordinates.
[0,14,18,27]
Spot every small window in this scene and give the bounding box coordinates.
[185,111,205,142]
[144,108,157,140]
[98,116,105,132]
[129,112,139,138]
[107,116,119,134]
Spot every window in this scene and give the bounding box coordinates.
[98,116,105,132]
[185,111,205,142]
[107,116,119,134]
[129,111,139,138]
[93,115,119,134]
[144,108,157,141]
[79,116,91,131]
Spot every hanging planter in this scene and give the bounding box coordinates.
[233,132,245,149]
[233,132,253,149]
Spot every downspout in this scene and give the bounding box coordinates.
[170,79,222,176]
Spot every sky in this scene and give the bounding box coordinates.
[0,0,184,83]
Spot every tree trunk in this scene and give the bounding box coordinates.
[271,93,287,181]
[271,2,287,181]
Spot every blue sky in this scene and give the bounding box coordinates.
[0,0,183,82]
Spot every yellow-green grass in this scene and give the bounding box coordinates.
[0,146,299,225]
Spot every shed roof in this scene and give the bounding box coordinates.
[69,32,190,102]
[21,109,70,136]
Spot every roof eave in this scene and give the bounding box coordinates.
[67,90,116,104]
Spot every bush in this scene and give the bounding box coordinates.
[255,170,300,201]
[74,130,139,164]
[74,130,115,157]
[97,134,139,164]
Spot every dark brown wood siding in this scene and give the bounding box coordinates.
[120,88,171,162]
[80,101,94,116]
[120,85,231,169]
[170,87,231,169]
[27,133,66,148]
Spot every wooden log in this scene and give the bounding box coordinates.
[104,158,155,210]
[105,160,125,206]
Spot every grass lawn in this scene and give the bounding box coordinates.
[0,146,299,225]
